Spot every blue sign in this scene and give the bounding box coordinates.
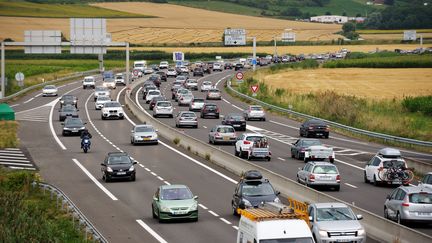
[176,61,183,67]
[173,51,184,61]
[252,59,257,65]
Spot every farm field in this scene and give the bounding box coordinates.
[262,68,432,100]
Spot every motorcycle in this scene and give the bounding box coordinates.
[82,138,91,153]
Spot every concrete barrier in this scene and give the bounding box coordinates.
[125,78,432,243]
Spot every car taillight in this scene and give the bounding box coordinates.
[402,196,410,207]
[325,126,330,131]
[216,108,220,112]
[309,174,315,182]
[244,141,250,145]
[336,175,341,182]
[300,148,305,152]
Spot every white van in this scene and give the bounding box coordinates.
[237,202,314,243]
[133,60,147,72]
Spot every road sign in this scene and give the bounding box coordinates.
[173,52,184,61]
[176,61,183,67]
[24,30,62,54]
[70,18,108,54]
[251,85,259,93]
[281,32,296,42]
[133,70,139,76]
[224,29,246,46]
[403,30,416,41]
[252,59,257,65]
[15,72,24,82]
[236,72,244,80]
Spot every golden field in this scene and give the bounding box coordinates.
[261,68,432,100]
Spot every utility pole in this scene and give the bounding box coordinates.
[126,42,130,87]
[252,37,256,72]
[1,42,4,99]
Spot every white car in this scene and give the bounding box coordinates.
[180,66,189,73]
[153,101,173,118]
[200,81,213,92]
[364,148,408,186]
[244,105,266,121]
[83,76,95,89]
[184,79,198,90]
[94,86,110,101]
[159,61,169,69]
[115,73,125,86]
[145,90,161,104]
[213,62,223,71]
[144,68,154,75]
[166,68,177,77]
[103,79,116,89]
[95,96,111,110]
[101,101,124,120]
[42,85,58,97]
[234,133,266,158]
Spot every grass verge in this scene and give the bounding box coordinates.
[323,54,432,68]
[0,121,18,148]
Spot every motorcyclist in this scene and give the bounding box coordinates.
[80,129,92,149]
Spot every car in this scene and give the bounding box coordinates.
[61,117,86,136]
[151,64,159,71]
[231,170,280,215]
[171,81,183,91]
[151,184,198,222]
[420,172,432,189]
[224,62,233,70]
[153,101,173,118]
[384,185,432,224]
[174,88,190,102]
[60,94,78,108]
[179,71,190,79]
[200,103,219,119]
[82,76,95,89]
[297,162,341,190]
[193,67,204,77]
[175,111,198,128]
[146,90,161,104]
[175,75,187,84]
[178,93,194,106]
[234,63,243,71]
[42,85,58,97]
[184,79,198,90]
[364,148,409,186]
[308,202,365,243]
[115,73,125,86]
[202,64,212,74]
[101,101,124,120]
[130,124,158,145]
[166,68,177,77]
[208,125,237,145]
[148,74,161,88]
[159,61,169,69]
[189,98,205,111]
[222,113,246,131]
[93,86,110,101]
[100,152,136,182]
[95,96,111,110]
[102,71,114,81]
[179,66,189,73]
[58,105,79,121]
[200,81,213,92]
[206,88,222,100]
[244,105,265,121]
[149,96,166,110]
[290,138,323,161]
[213,62,223,71]
[234,133,270,160]
[299,119,330,138]
[156,71,167,82]
[142,84,157,99]
[103,78,116,89]
[143,68,154,75]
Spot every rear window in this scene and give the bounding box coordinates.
[157,102,171,107]
[313,165,338,174]
[383,160,406,169]
[181,112,196,118]
[217,127,235,133]
[409,193,432,204]
[245,136,264,141]
[251,106,263,111]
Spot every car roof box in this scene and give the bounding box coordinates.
[378,148,401,158]
[242,170,263,180]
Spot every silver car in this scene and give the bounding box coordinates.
[184,79,198,90]
[244,105,266,121]
[175,111,198,128]
[189,98,205,111]
[178,94,194,106]
[297,162,341,191]
[206,88,221,100]
[153,101,173,118]
[42,85,58,97]
[175,88,191,101]
[208,125,237,145]
[95,96,111,110]
[131,124,158,145]
[94,86,110,101]
[200,81,213,92]
[308,202,366,243]
[384,185,432,224]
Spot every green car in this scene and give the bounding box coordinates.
[152,184,199,222]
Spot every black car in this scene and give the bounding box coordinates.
[148,74,161,88]
[193,67,204,77]
[299,119,330,138]
[62,117,86,136]
[224,62,233,69]
[231,170,280,215]
[290,138,322,160]
[200,103,220,119]
[234,63,243,71]
[202,64,212,74]
[151,64,159,71]
[149,96,166,110]
[100,152,137,182]
[222,113,246,131]
[60,95,78,108]
[58,105,79,121]
[156,71,167,82]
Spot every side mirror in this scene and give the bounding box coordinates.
[309,216,314,221]
[131,130,134,133]
[298,167,302,171]
[76,109,79,111]
[122,105,125,107]
[84,122,87,125]
[100,163,106,166]
[275,191,281,196]
[356,214,363,220]
[155,129,159,132]
[153,197,159,201]
[193,195,198,200]
[386,194,391,200]
[133,161,137,165]
[61,122,64,125]
[292,143,295,145]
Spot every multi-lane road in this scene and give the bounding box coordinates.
[9,68,432,242]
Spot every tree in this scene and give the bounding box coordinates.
[364,12,382,29]
[342,12,347,16]
[281,7,302,17]
[325,11,332,15]
[342,22,356,33]
[384,0,394,5]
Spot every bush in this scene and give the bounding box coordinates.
[402,96,432,116]
[0,121,19,148]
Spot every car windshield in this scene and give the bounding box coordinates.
[104,102,121,108]
[96,87,108,92]
[228,114,243,121]
[193,99,204,103]
[161,187,193,200]
[149,91,160,95]
[241,182,275,197]
[313,165,338,174]
[316,207,356,221]
[105,79,114,83]
[183,95,193,99]
[45,85,56,89]
[62,106,76,112]
[65,119,83,126]
[209,89,220,93]
[302,140,322,147]
[205,105,216,109]
[409,193,432,204]
[97,97,110,101]
[251,106,263,111]
[260,238,314,243]
[181,112,196,118]
[157,102,171,107]
[217,127,235,133]
[84,78,93,82]
[135,127,154,133]
[107,155,131,165]
[203,81,212,85]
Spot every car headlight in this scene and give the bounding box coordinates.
[128,165,135,172]
[107,167,113,172]
[242,199,252,207]
[80,127,85,130]
[63,127,71,130]
[135,136,140,139]
[274,197,281,203]
[357,229,365,236]
[190,202,198,211]
[160,205,171,213]
[319,230,328,237]
[152,134,158,139]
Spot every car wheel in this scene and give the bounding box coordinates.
[384,207,389,219]
[334,185,340,191]
[299,130,303,137]
[397,212,403,224]
[175,123,178,128]
[101,115,105,120]
[373,175,379,186]
[131,139,134,145]
[131,174,136,181]
[325,134,329,139]
[291,151,295,158]
[329,158,334,163]
[232,203,238,216]
[262,118,266,121]
[267,157,271,161]
[234,148,239,157]
[364,172,370,183]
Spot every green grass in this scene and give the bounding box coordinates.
[0,1,152,18]
[298,0,382,16]
[170,0,267,16]
[323,55,432,68]
[0,168,87,242]
[0,121,18,148]
[357,29,432,34]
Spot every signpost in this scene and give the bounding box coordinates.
[173,52,184,62]
[251,84,259,96]
[15,72,24,88]
[236,71,244,83]
[224,29,246,46]
[281,31,296,42]
[403,30,417,41]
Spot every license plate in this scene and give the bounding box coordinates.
[117,172,126,175]
[223,136,230,140]
[316,133,322,136]
[144,138,151,140]
[419,212,430,216]
[233,124,240,127]
[320,176,332,180]
[172,210,187,215]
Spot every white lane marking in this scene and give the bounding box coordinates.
[10,104,19,107]
[231,104,243,111]
[198,204,208,210]
[246,124,264,131]
[4,148,20,151]
[49,98,67,150]
[151,172,157,176]
[163,181,171,185]
[72,158,118,201]
[215,74,231,86]
[222,98,231,104]
[8,166,36,170]
[269,120,298,130]
[23,98,34,104]
[203,126,207,129]
[0,155,29,160]
[0,152,25,156]
[277,157,286,161]
[334,159,364,171]
[157,176,164,181]
[208,210,219,217]
[139,164,145,168]
[136,220,168,243]
[220,218,232,225]
[35,93,43,98]
[345,183,358,188]
[145,168,151,172]
[232,226,239,230]
[0,162,33,166]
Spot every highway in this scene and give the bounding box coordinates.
[9,68,432,242]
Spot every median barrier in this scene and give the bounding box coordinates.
[125,78,432,243]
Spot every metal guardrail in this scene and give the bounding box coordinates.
[227,79,432,147]
[32,181,108,243]
[0,69,99,102]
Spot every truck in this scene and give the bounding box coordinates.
[237,201,314,243]
[133,60,147,72]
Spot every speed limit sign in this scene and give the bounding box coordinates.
[236,71,243,80]
[133,70,139,76]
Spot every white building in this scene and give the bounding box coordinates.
[310,15,348,24]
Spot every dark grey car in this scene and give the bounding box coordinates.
[59,105,79,121]
[291,138,322,160]
[101,152,137,182]
[60,94,78,108]
[62,117,86,136]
